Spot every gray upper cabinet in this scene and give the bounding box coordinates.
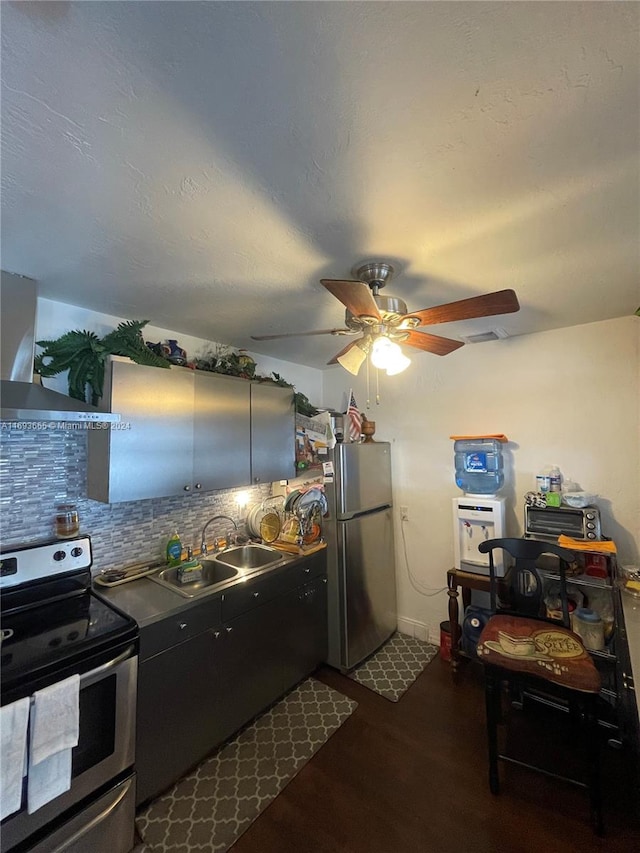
[250,383,295,484]
[194,372,250,491]
[87,358,194,503]
[87,358,294,503]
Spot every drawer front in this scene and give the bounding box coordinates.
[285,552,326,589]
[140,597,222,661]
[222,571,289,621]
[221,552,327,621]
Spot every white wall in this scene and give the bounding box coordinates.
[35,297,323,404]
[322,317,640,642]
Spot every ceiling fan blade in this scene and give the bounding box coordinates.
[406,289,520,326]
[251,328,352,341]
[403,330,465,356]
[321,279,382,321]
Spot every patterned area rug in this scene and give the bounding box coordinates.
[136,678,357,853]
[347,632,438,702]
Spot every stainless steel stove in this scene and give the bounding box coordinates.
[1,536,138,853]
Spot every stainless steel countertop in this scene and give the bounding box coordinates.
[95,575,196,628]
[94,551,301,628]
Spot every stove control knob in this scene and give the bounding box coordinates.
[53,550,67,561]
[49,637,62,647]
[71,547,83,558]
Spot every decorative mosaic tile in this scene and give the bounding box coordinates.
[136,678,357,853]
[0,430,272,573]
[347,632,438,702]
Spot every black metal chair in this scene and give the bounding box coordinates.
[476,537,604,835]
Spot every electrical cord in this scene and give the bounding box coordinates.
[400,517,448,598]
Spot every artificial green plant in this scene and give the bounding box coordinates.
[35,320,169,405]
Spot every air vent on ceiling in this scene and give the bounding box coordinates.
[459,328,510,345]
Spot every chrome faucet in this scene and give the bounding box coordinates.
[200,515,238,556]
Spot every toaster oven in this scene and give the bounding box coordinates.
[524,504,601,541]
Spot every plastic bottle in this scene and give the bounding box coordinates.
[454,439,504,496]
[548,466,562,493]
[166,530,183,567]
[536,469,551,493]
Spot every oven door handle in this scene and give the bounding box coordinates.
[47,776,134,853]
[80,644,137,686]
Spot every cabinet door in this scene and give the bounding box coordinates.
[281,576,328,692]
[250,383,295,484]
[216,598,286,742]
[194,372,251,490]
[136,629,225,805]
[87,359,194,503]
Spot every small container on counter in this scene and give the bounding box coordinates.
[572,607,605,652]
[55,503,80,539]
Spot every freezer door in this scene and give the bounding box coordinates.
[339,507,397,670]
[335,442,393,517]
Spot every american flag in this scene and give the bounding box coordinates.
[347,389,362,442]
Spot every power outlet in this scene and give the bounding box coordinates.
[400,505,409,521]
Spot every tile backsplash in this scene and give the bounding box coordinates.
[0,429,271,573]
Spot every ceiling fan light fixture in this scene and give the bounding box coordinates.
[370,336,411,375]
[337,342,369,375]
[385,351,411,376]
[371,336,400,369]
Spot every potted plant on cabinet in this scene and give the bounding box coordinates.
[35,320,170,406]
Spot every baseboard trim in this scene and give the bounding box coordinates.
[397,616,440,647]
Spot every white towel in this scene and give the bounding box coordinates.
[30,674,80,765]
[0,697,30,820]
[27,674,80,814]
[28,748,73,814]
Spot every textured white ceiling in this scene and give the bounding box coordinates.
[2,2,638,368]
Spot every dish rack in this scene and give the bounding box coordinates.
[246,496,286,541]
[277,500,324,548]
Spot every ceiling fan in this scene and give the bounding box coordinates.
[251,261,520,376]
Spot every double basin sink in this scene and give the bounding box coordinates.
[149,544,287,599]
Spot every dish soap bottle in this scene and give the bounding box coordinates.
[166,530,183,567]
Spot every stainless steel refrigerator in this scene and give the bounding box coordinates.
[324,441,397,672]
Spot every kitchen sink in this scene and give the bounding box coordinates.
[150,561,239,598]
[148,545,286,598]
[213,544,285,571]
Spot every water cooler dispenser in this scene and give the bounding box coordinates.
[450,437,508,658]
[452,496,506,576]
[451,436,507,576]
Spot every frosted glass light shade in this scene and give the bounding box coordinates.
[337,343,368,375]
[370,336,410,375]
[386,352,411,375]
[370,336,398,369]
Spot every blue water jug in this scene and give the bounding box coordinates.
[454,439,504,495]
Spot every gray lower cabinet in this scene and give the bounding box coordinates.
[136,628,225,806]
[135,557,327,807]
[215,600,286,742]
[281,577,328,690]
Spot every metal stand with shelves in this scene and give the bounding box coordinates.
[447,552,634,748]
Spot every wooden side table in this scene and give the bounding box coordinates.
[447,568,501,672]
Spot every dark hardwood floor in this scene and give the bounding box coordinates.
[231,656,640,853]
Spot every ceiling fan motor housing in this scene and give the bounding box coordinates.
[344,293,409,331]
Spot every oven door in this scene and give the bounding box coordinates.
[1,642,137,853]
[524,505,586,540]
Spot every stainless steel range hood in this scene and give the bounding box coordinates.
[1,271,120,422]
